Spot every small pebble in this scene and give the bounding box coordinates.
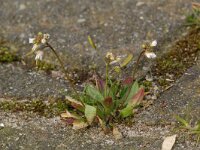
[19,4,26,10]
[136,2,145,7]
[77,18,86,23]
[145,75,153,81]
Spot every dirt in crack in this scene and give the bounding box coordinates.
[153,27,200,87]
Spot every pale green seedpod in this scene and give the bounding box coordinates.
[120,54,133,68]
[88,35,97,49]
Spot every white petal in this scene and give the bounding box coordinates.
[162,135,177,150]
[110,58,121,65]
[0,123,4,127]
[35,51,44,60]
[145,75,153,81]
[43,33,50,39]
[145,52,157,59]
[41,38,47,44]
[151,40,157,47]
[29,38,35,44]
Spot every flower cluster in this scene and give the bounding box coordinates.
[105,52,115,62]
[105,52,121,65]
[143,40,157,59]
[28,32,50,61]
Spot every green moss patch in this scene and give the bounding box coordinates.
[0,46,19,62]
[153,27,200,86]
[0,99,69,118]
[37,60,56,72]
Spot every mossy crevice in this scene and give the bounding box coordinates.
[154,27,200,87]
[0,99,69,118]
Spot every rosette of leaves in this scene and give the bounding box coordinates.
[61,78,144,131]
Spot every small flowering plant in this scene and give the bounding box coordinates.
[60,37,157,131]
[27,32,78,95]
[27,33,157,132]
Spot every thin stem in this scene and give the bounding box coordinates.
[105,63,109,97]
[46,42,80,98]
[132,50,145,78]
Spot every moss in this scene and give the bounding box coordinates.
[153,27,200,86]
[141,80,152,91]
[156,58,185,74]
[158,78,168,86]
[37,60,55,72]
[0,99,68,118]
[0,46,19,62]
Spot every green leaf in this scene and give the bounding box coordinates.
[175,115,189,127]
[111,81,120,95]
[120,105,133,118]
[119,86,129,98]
[88,35,96,49]
[195,122,200,130]
[125,81,139,103]
[128,88,144,107]
[191,130,200,134]
[96,104,105,119]
[85,85,104,102]
[120,54,133,68]
[85,104,97,124]
[108,80,119,99]
[118,85,130,106]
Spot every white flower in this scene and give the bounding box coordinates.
[41,33,50,44]
[29,38,35,44]
[150,40,157,47]
[106,52,115,61]
[145,52,157,59]
[43,33,50,39]
[35,50,44,61]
